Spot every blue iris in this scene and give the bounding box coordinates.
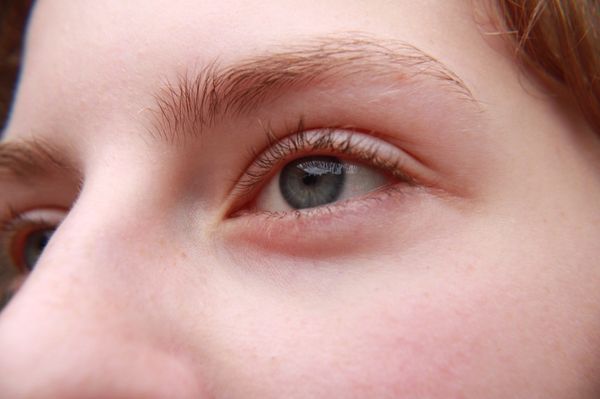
[279,156,346,209]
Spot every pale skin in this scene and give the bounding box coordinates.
[0,0,599,397]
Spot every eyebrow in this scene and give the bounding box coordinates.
[150,33,478,144]
[0,139,71,182]
[0,33,478,180]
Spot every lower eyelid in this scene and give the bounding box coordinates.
[220,183,423,257]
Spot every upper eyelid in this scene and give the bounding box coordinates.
[0,139,81,228]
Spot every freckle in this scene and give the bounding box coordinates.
[180,251,188,260]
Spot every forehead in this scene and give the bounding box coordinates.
[5,0,495,144]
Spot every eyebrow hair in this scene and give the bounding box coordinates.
[150,33,478,144]
[0,139,70,182]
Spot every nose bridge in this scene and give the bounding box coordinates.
[0,183,206,398]
[10,175,167,320]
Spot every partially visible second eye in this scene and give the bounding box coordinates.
[1,209,64,273]
[255,155,390,212]
[0,209,62,310]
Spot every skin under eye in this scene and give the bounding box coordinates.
[256,155,390,212]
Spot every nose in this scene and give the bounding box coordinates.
[0,196,206,398]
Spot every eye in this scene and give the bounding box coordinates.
[256,155,389,211]
[229,127,425,217]
[1,209,65,273]
[17,227,56,271]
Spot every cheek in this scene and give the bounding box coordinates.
[202,250,600,398]
[294,286,507,398]
[202,267,505,398]
[289,296,484,397]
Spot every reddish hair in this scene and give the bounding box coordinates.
[496,0,600,133]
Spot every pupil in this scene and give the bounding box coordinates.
[302,174,319,186]
[279,156,346,209]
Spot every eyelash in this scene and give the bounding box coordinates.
[229,120,418,214]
